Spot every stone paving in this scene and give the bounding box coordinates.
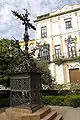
[49,106,80,120]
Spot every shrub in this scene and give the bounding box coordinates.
[70,83,80,90]
[42,95,80,108]
[42,90,72,96]
[42,96,67,106]
[42,96,55,105]
[69,95,80,108]
[52,96,67,106]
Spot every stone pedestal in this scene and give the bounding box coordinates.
[0,106,62,120]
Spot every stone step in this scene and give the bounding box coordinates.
[32,104,43,113]
[40,111,57,120]
[0,112,9,120]
[33,106,51,119]
[5,106,51,120]
[2,107,63,120]
[53,114,63,120]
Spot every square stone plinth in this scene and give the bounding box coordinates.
[4,106,51,120]
[0,106,62,120]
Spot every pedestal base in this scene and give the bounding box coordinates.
[0,106,62,120]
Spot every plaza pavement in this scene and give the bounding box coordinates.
[49,105,80,120]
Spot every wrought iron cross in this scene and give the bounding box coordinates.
[11,9,36,57]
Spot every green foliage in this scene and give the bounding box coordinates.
[0,39,52,87]
[42,96,67,106]
[0,39,10,73]
[42,96,55,105]
[36,60,53,88]
[42,95,80,108]
[52,96,67,106]
[70,83,80,90]
[51,84,66,90]
[77,56,80,62]
[77,49,80,61]
[69,95,80,108]
[0,38,20,86]
[51,83,80,91]
[0,75,10,87]
[0,38,18,74]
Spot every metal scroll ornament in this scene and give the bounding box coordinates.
[10,9,42,109]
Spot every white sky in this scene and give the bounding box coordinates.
[0,0,80,41]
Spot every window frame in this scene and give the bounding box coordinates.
[68,42,76,58]
[64,18,72,29]
[41,26,47,38]
[55,45,61,58]
[38,44,50,60]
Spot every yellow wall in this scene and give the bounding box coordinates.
[19,39,35,47]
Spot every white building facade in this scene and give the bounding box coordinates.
[34,5,80,84]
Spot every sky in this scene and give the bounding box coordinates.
[0,0,80,41]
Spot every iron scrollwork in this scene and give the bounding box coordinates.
[10,9,42,109]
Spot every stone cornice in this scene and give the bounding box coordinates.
[34,7,80,23]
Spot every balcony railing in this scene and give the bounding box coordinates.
[53,53,78,65]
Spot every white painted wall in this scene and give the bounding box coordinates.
[35,5,80,84]
[36,23,41,39]
[49,63,54,80]
[53,36,61,45]
[77,11,80,30]
[52,21,60,36]
[56,65,64,84]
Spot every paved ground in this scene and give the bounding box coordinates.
[49,106,80,120]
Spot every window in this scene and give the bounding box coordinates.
[41,26,47,38]
[68,43,76,58]
[55,45,61,58]
[65,21,72,29]
[65,18,72,29]
[38,44,50,60]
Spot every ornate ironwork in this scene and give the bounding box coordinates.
[11,9,36,58]
[10,72,42,109]
[10,9,43,109]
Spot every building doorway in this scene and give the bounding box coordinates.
[69,68,80,83]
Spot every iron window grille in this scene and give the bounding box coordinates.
[38,44,50,60]
[68,43,76,58]
[65,21,72,29]
[55,45,61,58]
[64,18,72,29]
[41,26,47,38]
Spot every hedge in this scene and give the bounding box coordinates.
[42,95,80,108]
[69,95,80,108]
[42,90,80,96]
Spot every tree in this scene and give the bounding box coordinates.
[0,38,53,88]
[0,38,20,86]
[0,38,10,86]
[35,59,53,88]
